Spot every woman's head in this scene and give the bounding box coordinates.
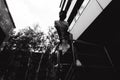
[59,10,67,21]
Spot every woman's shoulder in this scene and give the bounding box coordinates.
[55,20,69,26]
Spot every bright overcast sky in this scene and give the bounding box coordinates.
[6,0,61,32]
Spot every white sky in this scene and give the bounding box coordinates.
[6,0,61,33]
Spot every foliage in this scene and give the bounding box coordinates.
[4,25,59,53]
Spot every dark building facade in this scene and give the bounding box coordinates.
[59,0,117,79]
[0,0,15,46]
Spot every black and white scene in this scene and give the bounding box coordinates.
[0,0,118,80]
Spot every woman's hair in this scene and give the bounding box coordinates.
[59,10,67,21]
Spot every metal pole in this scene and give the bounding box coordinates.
[70,33,76,65]
[35,53,44,80]
[25,52,32,80]
[103,46,114,67]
